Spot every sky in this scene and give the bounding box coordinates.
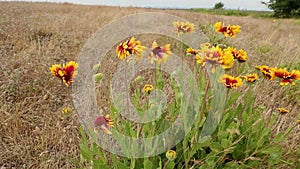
[2,0,271,11]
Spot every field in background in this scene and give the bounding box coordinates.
[188,8,274,18]
[0,2,299,168]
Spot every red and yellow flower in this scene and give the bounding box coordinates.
[221,52,235,69]
[186,47,199,56]
[242,73,259,83]
[271,68,300,85]
[50,61,78,86]
[214,22,241,38]
[116,37,146,60]
[224,47,248,62]
[195,43,234,73]
[255,65,274,80]
[219,74,243,89]
[173,21,195,35]
[94,115,114,135]
[277,107,289,115]
[256,66,300,85]
[149,41,171,64]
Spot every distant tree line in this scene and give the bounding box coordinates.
[263,0,300,18]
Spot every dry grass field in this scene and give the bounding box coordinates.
[0,2,299,168]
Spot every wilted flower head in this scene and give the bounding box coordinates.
[166,150,176,161]
[277,107,289,115]
[116,37,146,60]
[149,41,171,64]
[297,119,300,125]
[214,22,241,38]
[50,61,78,86]
[143,84,154,94]
[94,115,114,135]
[219,74,243,89]
[173,21,195,35]
[242,73,259,83]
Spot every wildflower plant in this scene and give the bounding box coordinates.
[59,13,300,169]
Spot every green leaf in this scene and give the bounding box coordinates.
[187,142,210,160]
[166,161,175,169]
[198,136,212,146]
[210,142,223,152]
[261,146,281,154]
[157,119,170,133]
[232,146,243,159]
[91,143,100,154]
[157,157,162,169]
[91,143,105,164]
[223,161,240,168]
[80,144,94,161]
[93,160,110,169]
[218,131,229,140]
[143,158,153,169]
[236,103,243,116]
[221,139,231,149]
[247,160,260,167]
[79,126,88,145]
[226,92,241,109]
[257,128,270,147]
[112,157,129,169]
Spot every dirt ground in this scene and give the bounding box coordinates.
[0,2,299,168]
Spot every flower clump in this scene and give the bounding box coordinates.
[50,61,78,86]
[173,21,195,35]
[214,22,241,38]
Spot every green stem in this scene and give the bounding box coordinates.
[130,158,135,169]
[125,59,130,117]
[163,159,170,169]
[223,88,230,120]
[154,62,157,88]
[200,70,210,118]
[137,95,149,138]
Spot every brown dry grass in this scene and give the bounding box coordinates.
[0,2,299,168]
